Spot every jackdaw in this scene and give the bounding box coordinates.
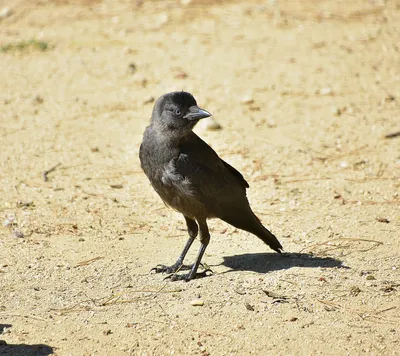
[139,91,282,281]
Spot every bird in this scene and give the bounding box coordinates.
[139,91,282,281]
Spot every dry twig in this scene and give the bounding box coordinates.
[317,300,398,324]
[74,256,104,267]
[43,163,61,182]
[302,237,383,256]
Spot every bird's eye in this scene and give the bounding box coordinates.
[175,108,181,116]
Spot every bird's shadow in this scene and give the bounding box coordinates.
[0,343,54,356]
[220,252,346,274]
[0,324,54,356]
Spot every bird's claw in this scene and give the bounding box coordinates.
[164,268,214,282]
[150,264,179,274]
[150,262,205,275]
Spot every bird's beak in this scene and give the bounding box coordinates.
[184,105,211,121]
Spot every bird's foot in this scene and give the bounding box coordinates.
[151,262,207,275]
[165,268,213,282]
[150,263,181,274]
[151,262,198,274]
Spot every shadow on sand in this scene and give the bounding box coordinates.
[0,324,54,356]
[220,252,346,274]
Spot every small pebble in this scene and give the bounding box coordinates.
[0,7,12,18]
[349,286,361,296]
[241,95,254,105]
[318,87,333,95]
[3,219,12,227]
[13,230,24,238]
[199,116,221,131]
[33,95,44,104]
[3,215,16,227]
[128,63,137,74]
[143,96,155,104]
[245,302,254,311]
[332,107,342,116]
[190,299,204,306]
[174,70,188,79]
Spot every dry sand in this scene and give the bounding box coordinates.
[0,0,399,355]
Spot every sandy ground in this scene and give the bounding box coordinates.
[0,0,399,355]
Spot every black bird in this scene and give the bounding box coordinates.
[139,91,282,281]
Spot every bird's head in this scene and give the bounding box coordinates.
[150,91,211,138]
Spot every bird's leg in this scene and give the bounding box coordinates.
[151,216,197,274]
[170,220,212,281]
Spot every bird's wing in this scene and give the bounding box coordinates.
[221,160,250,189]
[172,133,249,203]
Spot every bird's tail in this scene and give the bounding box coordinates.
[252,222,283,253]
[221,212,283,253]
